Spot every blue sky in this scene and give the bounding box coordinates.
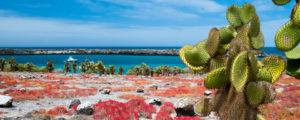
[0,0,295,47]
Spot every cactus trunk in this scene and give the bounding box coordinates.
[209,86,258,120]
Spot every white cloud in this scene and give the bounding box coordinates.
[76,0,226,20]
[0,16,218,47]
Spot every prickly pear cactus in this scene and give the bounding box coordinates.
[179,3,285,120]
[273,0,300,78]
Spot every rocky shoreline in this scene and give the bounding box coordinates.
[0,49,267,57]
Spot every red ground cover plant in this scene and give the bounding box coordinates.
[93,99,156,119]
[4,89,44,101]
[155,112,173,120]
[126,99,156,119]
[118,94,145,100]
[93,100,138,120]
[46,106,72,118]
[113,86,136,92]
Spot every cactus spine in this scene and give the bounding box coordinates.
[180,3,285,120]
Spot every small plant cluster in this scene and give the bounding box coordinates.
[272,0,300,79]
[0,57,47,72]
[93,99,156,119]
[126,63,184,76]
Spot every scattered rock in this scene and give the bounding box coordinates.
[18,88,26,92]
[174,98,197,116]
[25,110,51,120]
[34,114,51,120]
[77,102,94,115]
[147,98,162,106]
[103,82,111,85]
[69,99,81,109]
[149,85,158,90]
[204,90,212,96]
[276,87,284,93]
[0,95,13,107]
[71,115,93,120]
[54,117,67,120]
[101,89,111,94]
[136,88,144,93]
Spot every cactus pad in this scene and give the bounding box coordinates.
[262,56,285,83]
[194,100,210,116]
[179,45,206,71]
[275,21,300,51]
[220,27,234,44]
[207,28,221,57]
[258,67,273,83]
[231,51,249,92]
[240,3,256,24]
[227,5,243,28]
[250,31,265,50]
[248,51,259,77]
[286,59,300,79]
[291,4,300,28]
[209,55,227,71]
[249,13,260,37]
[272,0,291,5]
[258,81,276,104]
[285,46,300,59]
[204,67,229,89]
[236,24,251,47]
[246,82,264,107]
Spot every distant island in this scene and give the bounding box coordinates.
[0,48,267,57]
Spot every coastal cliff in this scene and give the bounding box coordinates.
[0,49,267,57]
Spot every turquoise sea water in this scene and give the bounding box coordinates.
[0,47,284,72]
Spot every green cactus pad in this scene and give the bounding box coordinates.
[236,24,251,47]
[204,67,229,89]
[251,31,265,50]
[194,100,210,116]
[248,51,259,77]
[240,3,256,24]
[227,5,243,28]
[272,0,291,5]
[286,59,300,79]
[207,28,221,57]
[262,56,285,83]
[249,13,260,37]
[257,114,266,120]
[179,45,206,71]
[220,27,234,44]
[231,51,249,92]
[258,81,276,104]
[258,67,273,83]
[246,82,264,107]
[195,40,208,50]
[291,4,300,28]
[218,43,230,54]
[209,55,227,71]
[275,21,300,51]
[285,46,300,59]
[226,24,236,33]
